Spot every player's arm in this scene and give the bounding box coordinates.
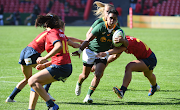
[67,36,84,44]
[37,41,62,64]
[86,27,93,39]
[80,33,96,51]
[107,52,122,64]
[67,39,81,48]
[97,47,126,57]
[71,33,96,57]
[114,36,128,48]
[36,61,52,70]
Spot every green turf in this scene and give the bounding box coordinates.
[0,26,180,110]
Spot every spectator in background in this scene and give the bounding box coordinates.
[64,1,69,14]
[81,0,87,7]
[59,0,65,3]
[13,11,21,25]
[143,6,149,15]
[135,1,142,15]
[45,0,54,13]
[109,1,114,5]
[149,6,155,16]
[116,5,123,26]
[31,4,41,25]
[130,0,137,11]
[0,4,4,25]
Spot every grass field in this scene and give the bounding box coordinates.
[0,26,180,110]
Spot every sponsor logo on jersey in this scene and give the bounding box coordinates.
[100,37,107,42]
[100,37,112,42]
[107,39,112,42]
[59,33,65,38]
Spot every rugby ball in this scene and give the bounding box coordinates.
[112,29,125,47]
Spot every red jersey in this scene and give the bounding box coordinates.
[125,36,152,60]
[45,28,71,65]
[116,7,122,16]
[28,31,48,53]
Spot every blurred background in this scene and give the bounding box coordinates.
[0,0,180,27]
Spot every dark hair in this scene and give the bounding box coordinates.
[59,19,65,29]
[108,9,119,16]
[35,13,61,29]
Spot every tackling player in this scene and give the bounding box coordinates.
[96,35,160,99]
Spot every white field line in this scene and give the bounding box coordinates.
[0,81,19,83]
[0,76,24,83]
[0,76,24,78]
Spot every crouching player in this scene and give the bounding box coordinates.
[96,35,160,99]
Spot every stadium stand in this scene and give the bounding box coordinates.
[2,0,85,17]
[143,0,180,16]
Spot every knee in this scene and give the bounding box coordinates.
[125,62,133,72]
[28,77,35,87]
[80,73,88,79]
[94,72,103,79]
[143,73,148,78]
[22,78,29,83]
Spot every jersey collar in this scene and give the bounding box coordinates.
[102,17,106,22]
[105,21,116,29]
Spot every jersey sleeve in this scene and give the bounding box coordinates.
[65,35,69,41]
[91,23,103,37]
[47,30,61,45]
[91,18,102,28]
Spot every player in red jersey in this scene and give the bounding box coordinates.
[96,35,160,99]
[5,12,83,103]
[5,24,52,103]
[27,14,82,110]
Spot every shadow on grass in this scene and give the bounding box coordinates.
[126,89,180,92]
[96,88,180,92]
[58,98,180,105]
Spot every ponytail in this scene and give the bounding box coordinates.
[35,13,61,29]
[93,1,114,18]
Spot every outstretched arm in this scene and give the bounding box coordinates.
[37,41,62,64]
[96,47,126,57]
[71,33,96,57]
[36,61,52,70]
[67,39,81,48]
[67,37,84,44]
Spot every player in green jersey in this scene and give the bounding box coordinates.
[72,9,122,103]
[86,1,121,73]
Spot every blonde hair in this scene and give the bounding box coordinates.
[93,1,114,18]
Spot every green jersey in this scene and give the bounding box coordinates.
[91,17,120,28]
[88,21,121,53]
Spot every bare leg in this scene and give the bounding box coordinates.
[122,60,149,88]
[16,64,37,89]
[28,91,39,110]
[28,69,57,109]
[91,63,105,88]
[78,65,91,84]
[144,70,156,86]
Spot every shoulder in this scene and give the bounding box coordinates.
[93,22,105,30]
[92,18,104,27]
[47,28,59,35]
[97,22,105,27]
[96,18,104,22]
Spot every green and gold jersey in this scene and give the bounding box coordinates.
[89,21,121,53]
[91,17,120,28]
